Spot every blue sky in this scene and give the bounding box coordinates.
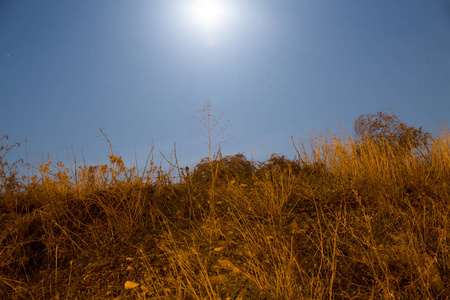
[1,0,450,174]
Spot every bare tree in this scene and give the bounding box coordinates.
[354,109,432,155]
[192,100,232,163]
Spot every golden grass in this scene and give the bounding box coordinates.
[0,128,449,299]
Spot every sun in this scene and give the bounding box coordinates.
[188,0,228,30]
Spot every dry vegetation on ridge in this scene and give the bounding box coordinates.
[1,111,450,299]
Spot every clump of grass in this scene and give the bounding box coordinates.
[1,118,450,299]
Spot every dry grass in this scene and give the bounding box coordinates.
[0,128,449,299]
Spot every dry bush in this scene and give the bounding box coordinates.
[354,110,432,156]
[191,153,254,186]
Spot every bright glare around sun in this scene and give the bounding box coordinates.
[188,0,229,30]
